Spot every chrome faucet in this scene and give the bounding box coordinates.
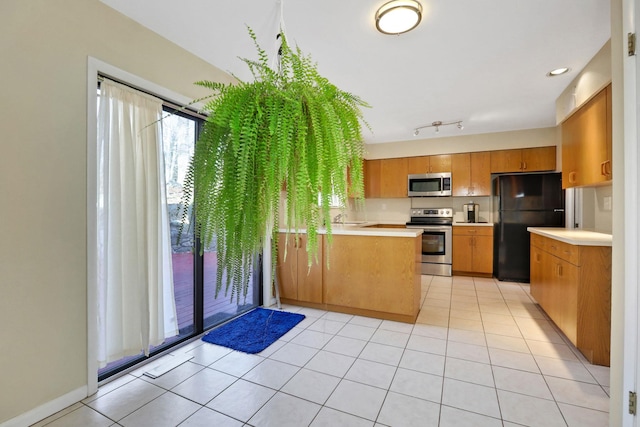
[333,213,345,223]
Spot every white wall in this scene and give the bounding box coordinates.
[0,0,233,423]
[349,196,492,224]
[556,40,612,123]
[577,185,613,233]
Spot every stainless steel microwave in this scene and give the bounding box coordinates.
[408,173,452,197]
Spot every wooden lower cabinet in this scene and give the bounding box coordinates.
[452,226,493,276]
[277,232,422,322]
[529,233,611,366]
[277,233,323,304]
[323,234,421,322]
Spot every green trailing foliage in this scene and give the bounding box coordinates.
[181,27,369,302]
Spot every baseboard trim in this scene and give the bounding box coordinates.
[1,386,87,427]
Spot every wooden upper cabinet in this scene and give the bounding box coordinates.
[365,158,408,198]
[561,83,612,189]
[451,152,491,196]
[380,157,408,197]
[365,144,559,198]
[522,146,556,172]
[407,155,451,174]
[407,156,429,174]
[490,146,556,173]
[470,152,491,195]
[364,159,381,198]
[562,112,581,188]
[429,154,451,173]
[364,157,407,198]
[606,84,612,180]
[490,149,522,173]
[451,153,471,197]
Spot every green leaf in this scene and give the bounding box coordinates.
[180,28,369,302]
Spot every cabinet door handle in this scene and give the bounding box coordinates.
[600,161,607,177]
[605,160,612,177]
[569,171,577,183]
[522,161,527,170]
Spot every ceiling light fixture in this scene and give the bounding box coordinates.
[546,67,570,77]
[375,0,423,35]
[413,120,464,136]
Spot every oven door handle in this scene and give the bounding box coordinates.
[406,225,452,232]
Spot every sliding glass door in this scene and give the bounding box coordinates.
[164,109,260,334]
[98,104,260,381]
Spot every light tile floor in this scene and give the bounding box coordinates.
[33,275,610,426]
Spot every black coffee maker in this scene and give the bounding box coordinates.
[463,202,479,223]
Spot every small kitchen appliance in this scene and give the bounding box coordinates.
[408,173,452,197]
[463,202,479,223]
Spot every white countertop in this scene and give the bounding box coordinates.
[527,227,612,247]
[453,222,494,227]
[279,222,422,238]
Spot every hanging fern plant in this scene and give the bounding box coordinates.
[182,28,369,302]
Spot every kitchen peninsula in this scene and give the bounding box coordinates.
[277,224,422,323]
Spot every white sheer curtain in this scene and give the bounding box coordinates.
[97,79,179,367]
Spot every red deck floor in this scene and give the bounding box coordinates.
[172,251,256,331]
[98,251,256,378]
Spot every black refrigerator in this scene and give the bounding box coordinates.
[493,173,565,282]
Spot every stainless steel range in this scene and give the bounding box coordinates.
[406,208,453,277]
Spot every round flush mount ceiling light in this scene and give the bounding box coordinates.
[546,67,570,77]
[375,0,423,35]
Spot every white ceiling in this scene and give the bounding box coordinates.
[101,0,610,144]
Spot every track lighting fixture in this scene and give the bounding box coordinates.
[413,120,464,136]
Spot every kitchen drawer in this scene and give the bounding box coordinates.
[453,226,493,236]
[530,233,546,250]
[546,238,580,265]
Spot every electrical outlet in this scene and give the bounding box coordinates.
[603,196,612,211]
[381,203,387,210]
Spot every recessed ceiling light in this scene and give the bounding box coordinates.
[375,0,423,35]
[547,67,570,77]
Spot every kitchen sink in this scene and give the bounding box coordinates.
[332,221,367,226]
